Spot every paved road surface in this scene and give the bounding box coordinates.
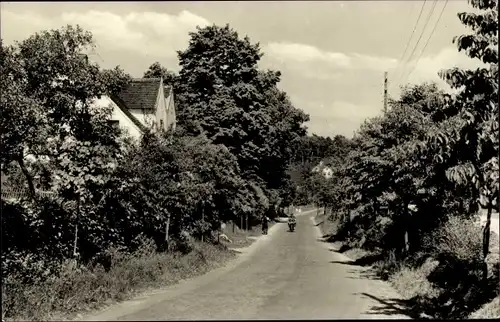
[82,211,411,320]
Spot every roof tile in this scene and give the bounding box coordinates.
[116,78,161,110]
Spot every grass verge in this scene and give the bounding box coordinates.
[1,241,236,321]
[322,214,500,319]
[383,222,499,319]
[470,295,500,319]
[315,211,337,238]
[220,221,275,249]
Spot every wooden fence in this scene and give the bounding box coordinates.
[1,186,55,201]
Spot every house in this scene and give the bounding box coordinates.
[311,160,333,179]
[93,77,176,140]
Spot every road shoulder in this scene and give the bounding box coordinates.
[309,215,412,320]
[78,222,285,321]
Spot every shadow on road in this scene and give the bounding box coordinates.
[327,260,382,281]
[357,292,423,319]
[329,260,355,265]
[329,252,384,267]
[346,268,382,281]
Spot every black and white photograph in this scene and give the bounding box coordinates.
[1,0,498,320]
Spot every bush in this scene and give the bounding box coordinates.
[382,216,499,319]
[469,295,500,319]
[372,250,403,281]
[1,240,235,321]
[389,258,441,300]
[423,216,482,263]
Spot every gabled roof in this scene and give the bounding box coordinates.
[109,93,148,133]
[115,78,162,110]
[164,84,172,98]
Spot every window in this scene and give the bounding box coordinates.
[108,120,120,129]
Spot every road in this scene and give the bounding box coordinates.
[81,211,411,320]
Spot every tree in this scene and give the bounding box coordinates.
[2,25,131,171]
[313,83,452,255]
[175,24,309,191]
[431,0,498,280]
[0,43,48,198]
[286,133,354,206]
[120,131,266,248]
[1,25,132,259]
[143,62,177,85]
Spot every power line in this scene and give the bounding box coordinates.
[405,0,449,81]
[393,1,426,84]
[388,1,417,94]
[399,0,439,83]
[392,0,428,88]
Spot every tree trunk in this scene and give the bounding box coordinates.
[73,198,80,258]
[232,219,235,234]
[17,157,36,200]
[245,214,249,231]
[470,162,491,282]
[73,223,79,257]
[458,186,464,214]
[482,202,492,281]
[165,214,171,251]
[403,201,410,257]
[201,207,205,243]
[218,221,221,244]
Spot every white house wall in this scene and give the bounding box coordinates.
[166,91,176,132]
[322,167,333,179]
[93,96,143,140]
[130,109,156,129]
[154,84,169,132]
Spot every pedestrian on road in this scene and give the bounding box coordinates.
[261,215,269,235]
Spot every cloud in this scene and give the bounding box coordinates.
[402,47,486,87]
[266,42,351,67]
[264,41,397,72]
[264,41,487,99]
[290,95,381,138]
[1,9,211,58]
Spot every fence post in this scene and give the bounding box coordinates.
[73,198,80,259]
[201,204,205,243]
[165,214,171,251]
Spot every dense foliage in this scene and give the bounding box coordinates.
[1,23,310,281]
[308,0,498,318]
[286,134,353,205]
[313,0,498,263]
[174,25,310,197]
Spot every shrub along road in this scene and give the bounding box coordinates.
[81,210,411,320]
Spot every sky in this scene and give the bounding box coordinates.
[0,1,485,138]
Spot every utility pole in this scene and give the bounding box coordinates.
[383,71,388,113]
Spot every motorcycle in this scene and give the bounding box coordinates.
[288,221,296,232]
